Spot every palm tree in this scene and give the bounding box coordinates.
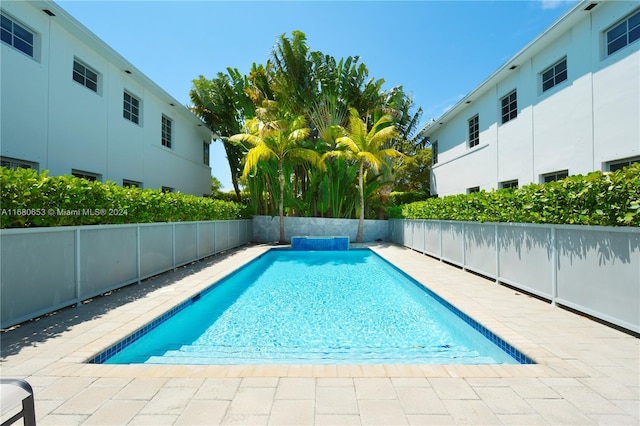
[269,31,315,117]
[230,103,322,243]
[332,108,403,243]
[189,70,255,201]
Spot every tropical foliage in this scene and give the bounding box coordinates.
[388,163,640,227]
[394,147,432,195]
[190,70,255,201]
[0,167,249,229]
[229,102,321,243]
[189,31,424,222]
[328,108,403,242]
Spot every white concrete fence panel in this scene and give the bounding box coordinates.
[389,219,640,334]
[0,220,252,329]
[4,217,637,334]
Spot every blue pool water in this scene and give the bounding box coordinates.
[96,249,531,365]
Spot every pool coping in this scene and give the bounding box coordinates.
[87,246,534,366]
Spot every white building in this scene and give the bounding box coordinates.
[1,0,212,195]
[424,0,639,197]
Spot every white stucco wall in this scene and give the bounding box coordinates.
[1,1,212,196]
[427,0,640,196]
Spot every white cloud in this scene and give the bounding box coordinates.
[423,93,466,122]
[536,0,573,10]
[442,105,454,114]
[441,93,465,115]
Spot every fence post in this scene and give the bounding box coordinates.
[75,227,81,307]
[172,223,176,270]
[196,222,200,260]
[551,226,557,306]
[495,223,500,284]
[136,225,141,284]
[412,220,416,250]
[462,222,466,271]
[213,221,217,254]
[439,221,443,261]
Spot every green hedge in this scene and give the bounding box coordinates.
[386,191,430,207]
[388,163,640,227]
[0,168,251,228]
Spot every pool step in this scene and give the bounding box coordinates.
[138,343,495,365]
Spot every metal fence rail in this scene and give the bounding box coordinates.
[0,220,252,329]
[389,219,640,334]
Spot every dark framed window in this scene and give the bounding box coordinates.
[203,141,210,165]
[467,186,480,194]
[468,115,479,148]
[123,92,140,124]
[1,156,37,170]
[542,170,568,183]
[161,186,174,193]
[606,9,640,56]
[500,90,517,124]
[72,59,99,92]
[432,140,438,165]
[541,57,567,92]
[161,115,172,148]
[1,13,34,57]
[72,169,100,182]
[607,156,639,172]
[123,179,142,188]
[500,180,518,189]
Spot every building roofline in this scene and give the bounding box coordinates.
[28,0,211,134]
[422,0,597,136]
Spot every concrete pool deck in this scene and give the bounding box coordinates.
[1,243,638,425]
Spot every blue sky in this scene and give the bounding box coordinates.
[58,0,578,190]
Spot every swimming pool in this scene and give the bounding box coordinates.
[92,249,533,365]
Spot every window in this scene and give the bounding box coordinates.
[161,115,172,148]
[1,156,37,170]
[123,92,140,124]
[72,169,100,181]
[161,186,174,193]
[607,156,640,172]
[468,115,479,148]
[72,59,99,92]
[1,13,34,58]
[541,57,567,92]
[500,90,517,124]
[500,180,518,189]
[542,170,568,183]
[123,179,142,188]
[203,141,210,165]
[431,140,438,165]
[467,186,480,194]
[606,9,640,56]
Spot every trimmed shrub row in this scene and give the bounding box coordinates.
[386,191,430,207]
[388,163,640,227]
[0,168,251,228]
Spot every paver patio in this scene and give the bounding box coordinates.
[1,243,638,425]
